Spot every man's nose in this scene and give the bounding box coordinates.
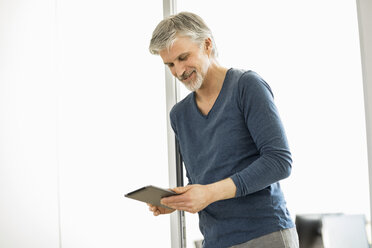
[174,64,185,79]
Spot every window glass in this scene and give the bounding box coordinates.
[58,1,171,247]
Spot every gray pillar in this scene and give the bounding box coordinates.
[162,1,186,247]
[356,0,372,238]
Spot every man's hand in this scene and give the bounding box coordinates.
[160,184,214,214]
[147,203,175,216]
[160,178,236,214]
[149,178,236,215]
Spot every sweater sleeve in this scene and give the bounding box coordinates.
[170,109,193,185]
[230,71,292,197]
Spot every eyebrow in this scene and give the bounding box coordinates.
[164,52,189,65]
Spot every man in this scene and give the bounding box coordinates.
[148,12,299,248]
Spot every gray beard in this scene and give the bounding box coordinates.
[182,71,203,92]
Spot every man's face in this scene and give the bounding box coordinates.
[159,36,211,91]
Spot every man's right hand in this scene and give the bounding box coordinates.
[147,203,175,216]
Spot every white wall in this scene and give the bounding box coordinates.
[0,0,60,247]
[57,0,171,247]
[0,0,172,247]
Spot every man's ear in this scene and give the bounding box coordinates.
[204,38,213,57]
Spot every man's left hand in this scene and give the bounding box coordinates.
[160,184,213,214]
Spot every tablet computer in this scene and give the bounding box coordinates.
[125,185,178,209]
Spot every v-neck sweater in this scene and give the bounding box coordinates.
[170,68,294,248]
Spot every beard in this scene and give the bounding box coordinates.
[178,69,203,92]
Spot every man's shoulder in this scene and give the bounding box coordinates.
[231,69,260,85]
[170,92,193,118]
[228,68,262,88]
[233,69,272,94]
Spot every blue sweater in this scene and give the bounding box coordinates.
[170,69,294,248]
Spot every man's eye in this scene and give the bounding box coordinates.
[168,64,174,68]
[179,56,188,61]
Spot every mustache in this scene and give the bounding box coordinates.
[178,70,196,81]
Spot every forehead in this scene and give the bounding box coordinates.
[159,36,200,62]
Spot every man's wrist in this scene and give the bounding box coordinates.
[206,178,237,204]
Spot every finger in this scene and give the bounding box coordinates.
[149,205,157,212]
[172,203,198,213]
[165,201,191,210]
[172,186,190,194]
[161,195,189,205]
[170,204,193,213]
[151,206,159,215]
[160,196,173,205]
[147,203,156,209]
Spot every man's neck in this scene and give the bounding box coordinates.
[195,61,229,103]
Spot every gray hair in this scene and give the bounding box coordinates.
[149,12,218,57]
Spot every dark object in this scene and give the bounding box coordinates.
[125,185,178,209]
[295,213,342,248]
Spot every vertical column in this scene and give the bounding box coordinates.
[356,0,372,239]
[162,0,186,247]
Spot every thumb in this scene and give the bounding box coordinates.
[172,185,191,194]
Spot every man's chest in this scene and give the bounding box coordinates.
[195,96,218,116]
